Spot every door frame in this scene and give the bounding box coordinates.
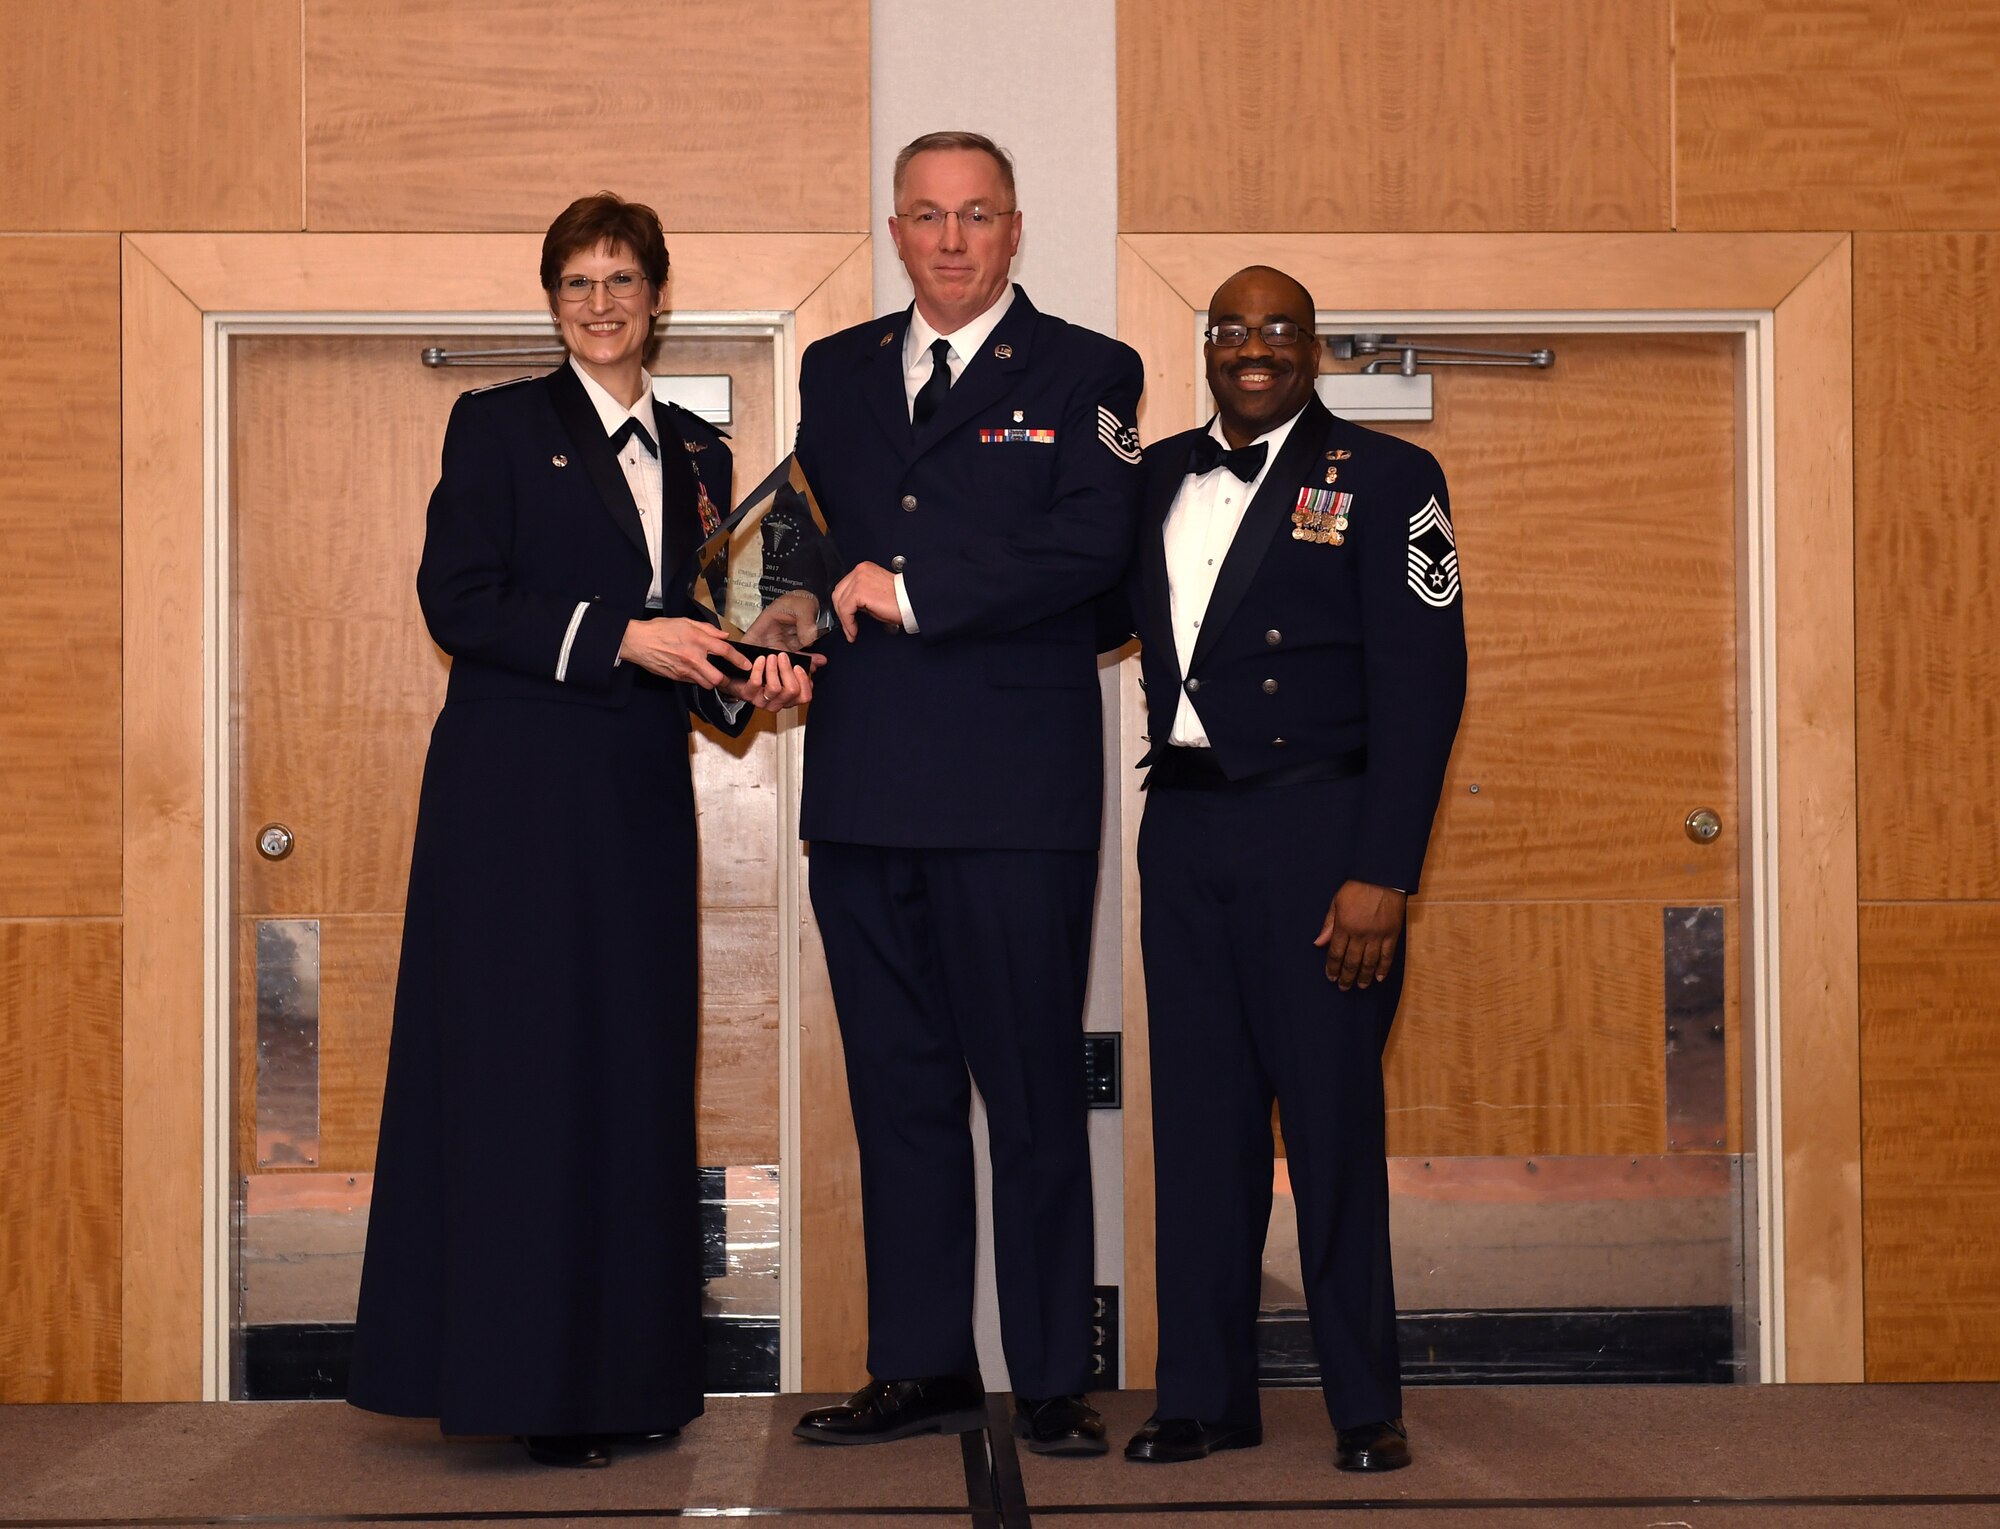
[1116,232,1857,1386]
[120,232,873,1400]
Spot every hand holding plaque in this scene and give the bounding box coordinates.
[680,454,846,681]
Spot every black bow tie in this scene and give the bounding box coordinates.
[609,417,658,458]
[1186,435,1267,482]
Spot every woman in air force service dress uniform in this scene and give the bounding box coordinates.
[347,194,813,1469]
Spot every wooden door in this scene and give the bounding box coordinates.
[228,330,787,1389]
[1124,328,1749,1384]
[1385,331,1742,1157]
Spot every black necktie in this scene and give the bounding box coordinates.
[609,417,658,458]
[1186,435,1267,482]
[911,337,952,429]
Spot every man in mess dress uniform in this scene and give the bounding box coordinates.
[789,131,1145,1456]
[1111,265,1466,1473]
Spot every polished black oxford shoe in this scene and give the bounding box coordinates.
[1123,1415,1263,1462]
[1335,1417,1411,1472]
[1014,1394,1107,1456]
[793,1375,986,1444]
[518,1434,610,1468]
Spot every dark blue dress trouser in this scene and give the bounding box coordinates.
[809,841,1098,1400]
[1138,772,1405,1430]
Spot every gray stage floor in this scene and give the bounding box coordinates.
[3,1385,1998,1527]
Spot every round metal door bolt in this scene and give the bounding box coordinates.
[257,823,296,861]
[1685,807,1723,844]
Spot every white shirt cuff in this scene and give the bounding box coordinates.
[894,571,919,634]
[555,600,591,682]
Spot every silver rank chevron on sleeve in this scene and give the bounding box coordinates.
[1097,405,1142,464]
[1406,496,1460,607]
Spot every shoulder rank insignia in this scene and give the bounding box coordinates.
[1096,405,1142,464]
[1407,496,1460,606]
[1293,487,1352,544]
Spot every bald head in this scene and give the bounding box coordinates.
[1211,264,1316,321]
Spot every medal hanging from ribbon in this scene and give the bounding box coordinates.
[1292,487,1353,544]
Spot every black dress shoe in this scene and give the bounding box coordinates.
[1014,1395,1108,1456]
[518,1434,610,1468]
[793,1375,986,1445]
[1123,1415,1262,1463]
[1335,1418,1410,1472]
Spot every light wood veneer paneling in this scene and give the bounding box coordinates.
[121,240,208,1401]
[1390,902,1739,1158]
[0,239,123,919]
[1677,1,2000,231]
[0,921,122,1402]
[1860,903,2000,1380]
[1772,244,1862,1381]
[0,2,301,230]
[1856,235,2000,902]
[1118,0,1671,232]
[1394,333,1739,904]
[303,0,868,231]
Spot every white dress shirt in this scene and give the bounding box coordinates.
[889,285,1018,632]
[1160,406,1307,746]
[556,359,661,682]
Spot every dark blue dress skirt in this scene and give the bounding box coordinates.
[347,679,705,1437]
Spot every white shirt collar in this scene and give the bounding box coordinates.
[1204,399,1309,462]
[907,283,1018,373]
[569,356,658,441]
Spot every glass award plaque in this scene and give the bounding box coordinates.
[681,454,846,679]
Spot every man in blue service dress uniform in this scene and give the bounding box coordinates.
[790,131,1145,1457]
[1110,266,1466,1473]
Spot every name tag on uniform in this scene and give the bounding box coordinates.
[979,428,1055,444]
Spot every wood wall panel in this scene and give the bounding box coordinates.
[1392,333,1739,904]
[1855,235,2000,901]
[1118,0,1671,232]
[303,0,868,232]
[0,239,123,919]
[1677,2,2000,231]
[120,242,208,1401]
[1772,244,1863,1381]
[0,2,300,230]
[1388,902,1738,1157]
[1859,903,2000,1380]
[0,921,122,1402]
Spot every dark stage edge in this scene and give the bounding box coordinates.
[5,1386,2000,1528]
